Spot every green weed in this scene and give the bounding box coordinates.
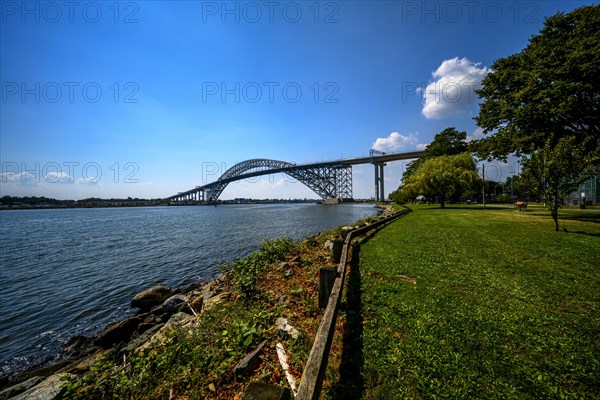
[229,237,294,299]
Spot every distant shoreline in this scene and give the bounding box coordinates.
[0,196,377,210]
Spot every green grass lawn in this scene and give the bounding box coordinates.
[353,205,599,399]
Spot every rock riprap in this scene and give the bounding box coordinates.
[131,285,174,311]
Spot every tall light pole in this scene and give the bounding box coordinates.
[509,165,515,199]
[482,164,486,207]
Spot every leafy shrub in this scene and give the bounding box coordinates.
[257,237,294,263]
[230,237,294,298]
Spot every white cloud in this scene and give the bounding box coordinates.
[466,127,485,142]
[77,177,100,185]
[372,132,419,152]
[45,172,73,184]
[422,57,490,119]
[416,143,428,151]
[1,172,37,184]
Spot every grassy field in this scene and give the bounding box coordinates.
[338,205,599,399]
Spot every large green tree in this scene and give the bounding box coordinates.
[400,153,479,208]
[404,127,468,180]
[474,5,600,230]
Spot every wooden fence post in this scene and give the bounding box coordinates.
[318,266,337,309]
[332,239,343,263]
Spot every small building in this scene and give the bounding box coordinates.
[565,176,599,206]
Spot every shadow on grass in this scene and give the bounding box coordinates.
[563,230,600,237]
[413,205,513,211]
[559,213,600,224]
[330,244,365,399]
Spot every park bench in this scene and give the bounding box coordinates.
[514,201,528,211]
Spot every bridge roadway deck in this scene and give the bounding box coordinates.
[169,150,425,200]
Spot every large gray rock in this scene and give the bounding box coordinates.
[59,335,96,360]
[159,294,189,315]
[94,316,141,348]
[131,285,174,311]
[10,373,70,400]
[119,323,164,357]
[136,312,196,353]
[0,376,43,400]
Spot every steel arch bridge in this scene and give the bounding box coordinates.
[169,158,353,204]
[167,150,425,204]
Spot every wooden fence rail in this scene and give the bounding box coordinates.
[295,207,413,400]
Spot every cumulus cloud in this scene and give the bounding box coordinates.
[372,132,419,152]
[416,143,428,151]
[422,57,490,119]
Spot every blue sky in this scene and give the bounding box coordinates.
[0,0,593,200]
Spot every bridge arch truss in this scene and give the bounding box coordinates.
[170,159,353,204]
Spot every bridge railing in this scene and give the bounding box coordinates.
[294,207,413,400]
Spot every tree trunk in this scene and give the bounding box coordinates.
[440,195,446,208]
[551,196,559,231]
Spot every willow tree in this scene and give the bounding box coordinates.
[401,153,479,208]
[474,5,600,230]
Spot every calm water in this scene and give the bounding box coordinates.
[0,204,376,379]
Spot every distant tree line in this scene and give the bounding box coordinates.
[0,196,164,208]
[0,196,74,206]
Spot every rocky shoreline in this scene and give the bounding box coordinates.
[0,274,235,400]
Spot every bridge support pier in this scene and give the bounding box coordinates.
[373,162,385,202]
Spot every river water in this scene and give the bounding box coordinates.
[0,203,376,379]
